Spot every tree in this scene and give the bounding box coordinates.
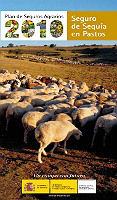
[50,44,56,48]
[7,43,14,47]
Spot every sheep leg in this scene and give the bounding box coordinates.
[6,116,10,131]
[103,134,107,147]
[42,149,47,156]
[91,131,97,148]
[50,143,58,156]
[64,140,68,154]
[40,142,47,156]
[24,130,28,144]
[64,135,71,154]
[38,143,48,163]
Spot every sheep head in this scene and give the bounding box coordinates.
[45,104,57,114]
[74,129,83,140]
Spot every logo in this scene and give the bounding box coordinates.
[24,182,35,192]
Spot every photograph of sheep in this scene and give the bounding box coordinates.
[0,44,117,200]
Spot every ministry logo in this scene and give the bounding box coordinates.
[24,182,35,192]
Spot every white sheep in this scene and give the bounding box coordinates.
[14,69,19,75]
[98,92,111,101]
[91,84,103,92]
[79,82,89,91]
[0,84,11,93]
[66,97,75,106]
[35,120,82,163]
[45,83,59,94]
[6,101,33,131]
[74,98,97,107]
[72,106,101,127]
[52,102,72,114]
[23,94,56,107]
[0,96,21,118]
[66,90,80,99]
[6,73,18,81]
[91,107,117,147]
[8,89,41,101]
[8,88,36,97]
[51,113,72,123]
[0,73,17,83]
[22,105,57,144]
[104,99,117,107]
[80,91,98,99]
[45,95,67,106]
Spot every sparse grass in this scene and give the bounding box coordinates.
[0,52,117,90]
[1,45,117,63]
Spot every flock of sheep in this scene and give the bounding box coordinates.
[0,69,117,163]
[24,55,110,66]
[7,53,111,66]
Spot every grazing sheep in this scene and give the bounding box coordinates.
[45,83,59,94]
[72,84,78,91]
[0,96,21,118]
[0,73,18,83]
[97,92,111,101]
[0,69,9,74]
[57,78,63,84]
[6,101,33,131]
[10,79,21,91]
[79,82,89,91]
[22,105,57,144]
[8,89,40,101]
[102,106,115,115]
[66,97,75,106]
[0,74,9,83]
[72,106,101,127]
[45,95,67,106]
[14,69,19,75]
[35,120,82,163]
[51,113,72,123]
[59,90,65,96]
[6,73,18,81]
[23,94,56,107]
[67,79,75,86]
[112,92,117,99]
[77,89,88,96]
[32,106,44,112]
[74,98,97,107]
[53,103,72,114]
[25,78,43,89]
[64,86,71,92]
[91,107,117,147]
[0,91,13,99]
[1,69,117,157]
[66,90,80,99]
[35,75,42,80]
[91,84,103,92]
[0,84,11,93]
[58,83,65,91]
[104,99,117,107]
[41,77,52,84]
[80,91,98,99]
[108,89,115,95]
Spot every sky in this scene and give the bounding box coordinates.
[0,0,117,47]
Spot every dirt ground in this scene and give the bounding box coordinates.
[0,127,117,200]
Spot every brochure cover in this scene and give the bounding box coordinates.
[0,1,117,200]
